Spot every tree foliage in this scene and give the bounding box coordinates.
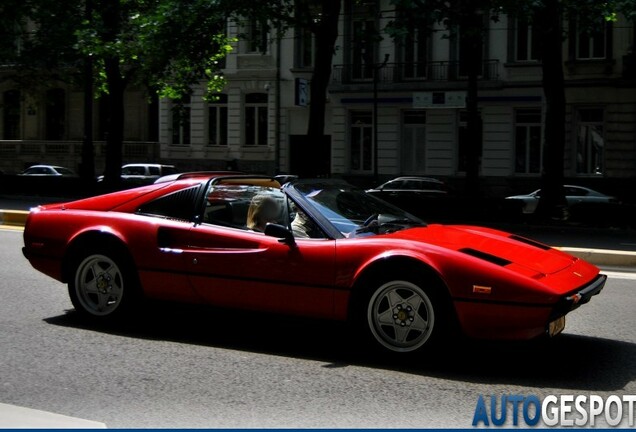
[2,0,344,182]
[1,0,234,186]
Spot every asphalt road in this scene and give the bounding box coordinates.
[1,228,635,428]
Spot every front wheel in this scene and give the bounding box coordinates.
[366,280,440,353]
[68,251,138,319]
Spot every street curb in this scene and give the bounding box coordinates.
[560,247,636,268]
[4,209,635,268]
[0,209,29,226]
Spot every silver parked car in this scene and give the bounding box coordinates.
[506,185,619,214]
[97,163,178,185]
[19,165,77,177]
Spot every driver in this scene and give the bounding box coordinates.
[247,195,280,232]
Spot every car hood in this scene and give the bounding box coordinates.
[394,224,575,275]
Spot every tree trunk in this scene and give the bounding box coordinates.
[103,57,125,190]
[535,0,567,219]
[80,0,95,186]
[99,0,125,190]
[306,0,341,176]
[460,3,483,197]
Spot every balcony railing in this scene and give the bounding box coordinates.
[331,60,500,85]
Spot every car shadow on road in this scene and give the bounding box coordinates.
[45,302,635,392]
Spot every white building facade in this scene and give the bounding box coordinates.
[158,1,636,192]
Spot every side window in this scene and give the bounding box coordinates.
[137,185,201,222]
[148,166,160,176]
[566,187,587,197]
[203,184,288,232]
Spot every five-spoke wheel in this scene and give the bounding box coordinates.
[366,280,437,353]
[69,251,135,318]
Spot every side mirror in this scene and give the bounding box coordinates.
[264,223,296,246]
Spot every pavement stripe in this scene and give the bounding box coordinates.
[560,246,636,268]
[0,403,106,428]
[0,210,29,226]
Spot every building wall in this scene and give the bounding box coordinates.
[152,3,635,190]
[3,1,632,191]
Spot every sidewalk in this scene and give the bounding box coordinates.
[4,194,636,267]
[0,403,106,428]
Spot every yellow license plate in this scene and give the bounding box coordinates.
[548,316,566,337]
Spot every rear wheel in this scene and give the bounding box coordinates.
[364,279,444,353]
[68,250,138,319]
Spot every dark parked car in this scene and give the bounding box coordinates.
[367,176,449,217]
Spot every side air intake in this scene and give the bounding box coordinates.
[459,248,512,266]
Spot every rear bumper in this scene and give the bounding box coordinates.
[550,274,607,319]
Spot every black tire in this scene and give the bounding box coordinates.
[357,277,450,354]
[68,249,140,320]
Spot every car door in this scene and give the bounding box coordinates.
[134,184,206,302]
[184,185,337,319]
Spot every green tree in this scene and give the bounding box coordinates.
[79,0,232,187]
[1,0,232,188]
[2,0,342,183]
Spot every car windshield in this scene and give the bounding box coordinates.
[294,182,425,237]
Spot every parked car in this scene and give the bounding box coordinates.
[505,185,619,214]
[22,174,606,354]
[19,165,77,177]
[97,163,178,185]
[367,176,449,217]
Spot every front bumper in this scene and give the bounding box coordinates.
[550,273,607,320]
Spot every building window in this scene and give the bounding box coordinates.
[45,88,65,140]
[244,93,268,146]
[247,18,268,54]
[514,108,542,174]
[399,25,428,79]
[171,96,191,145]
[208,94,228,146]
[515,18,539,62]
[456,111,482,173]
[575,108,604,175]
[2,90,21,140]
[457,111,468,172]
[296,25,314,68]
[351,18,375,80]
[350,111,373,173]
[576,20,607,60]
[401,110,426,173]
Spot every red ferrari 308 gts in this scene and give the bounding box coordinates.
[22,173,606,354]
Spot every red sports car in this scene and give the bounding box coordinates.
[22,173,606,354]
